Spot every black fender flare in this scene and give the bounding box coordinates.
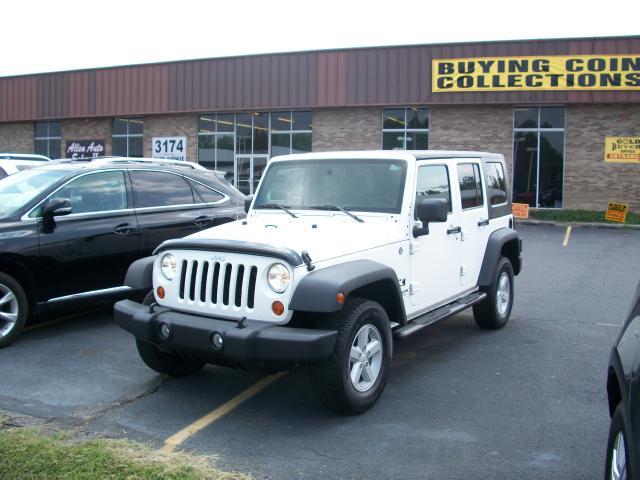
[477,228,522,287]
[124,256,156,291]
[289,260,406,323]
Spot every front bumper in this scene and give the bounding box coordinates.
[114,300,337,364]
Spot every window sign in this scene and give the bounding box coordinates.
[65,139,105,159]
[152,136,187,161]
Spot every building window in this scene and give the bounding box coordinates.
[112,118,143,157]
[34,121,61,158]
[382,107,429,150]
[197,111,312,192]
[512,107,565,208]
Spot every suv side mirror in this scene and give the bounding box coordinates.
[42,197,72,217]
[244,195,254,214]
[413,198,448,237]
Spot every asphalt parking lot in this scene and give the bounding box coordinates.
[1,224,639,479]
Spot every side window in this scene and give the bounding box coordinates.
[191,181,225,203]
[457,163,484,209]
[130,171,195,208]
[484,162,507,205]
[55,171,127,214]
[415,165,451,217]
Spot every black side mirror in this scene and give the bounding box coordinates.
[244,195,254,214]
[42,197,72,217]
[413,198,448,237]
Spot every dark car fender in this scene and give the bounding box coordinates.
[124,256,156,291]
[289,260,407,325]
[477,228,522,287]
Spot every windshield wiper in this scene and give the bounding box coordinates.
[258,203,298,218]
[309,204,364,223]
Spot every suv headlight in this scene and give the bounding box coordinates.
[267,263,290,293]
[160,254,177,281]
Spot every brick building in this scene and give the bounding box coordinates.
[0,36,639,211]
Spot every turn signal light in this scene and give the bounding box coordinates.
[336,292,345,304]
[156,286,165,299]
[272,301,284,316]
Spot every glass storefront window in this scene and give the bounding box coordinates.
[382,107,429,150]
[112,118,144,157]
[34,121,61,158]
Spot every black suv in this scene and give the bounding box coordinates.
[0,157,245,347]
[606,279,640,480]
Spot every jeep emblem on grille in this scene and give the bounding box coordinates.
[211,255,226,262]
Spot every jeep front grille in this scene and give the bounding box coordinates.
[178,260,258,309]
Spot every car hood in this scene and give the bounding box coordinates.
[185,212,406,264]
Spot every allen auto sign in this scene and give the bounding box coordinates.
[432,54,640,92]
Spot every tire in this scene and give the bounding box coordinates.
[473,256,514,330]
[0,272,29,348]
[135,290,205,377]
[310,298,392,414]
[605,404,630,480]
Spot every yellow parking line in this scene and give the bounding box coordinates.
[160,373,285,453]
[562,226,572,247]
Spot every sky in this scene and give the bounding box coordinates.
[1,0,639,77]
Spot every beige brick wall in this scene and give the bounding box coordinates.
[564,104,640,212]
[312,108,381,151]
[0,122,34,153]
[61,118,112,157]
[143,114,198,161]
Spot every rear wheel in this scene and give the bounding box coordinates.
[311,298,392,414]
[0,272,28,348]
[473,256,514,330]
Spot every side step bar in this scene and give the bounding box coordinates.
[393,291,487,339]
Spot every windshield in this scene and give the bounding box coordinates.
[0,169,68,219]
[254,159,407,214]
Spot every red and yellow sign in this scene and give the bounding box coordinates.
[605,203,629,223]
[512,203,530,219]
[604,137,640,163]
[433,55,640,92]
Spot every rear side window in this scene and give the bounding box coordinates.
[457,163,484,209]
[415,165,451,216]
[191,181,225,203]
[130,171,195,208]
[484,162,507,205]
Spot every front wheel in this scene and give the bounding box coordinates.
[311,298,392,414]
[0,272,28,348]
[473,256,514,330]
[605,404,630,480]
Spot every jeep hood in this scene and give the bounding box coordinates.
[185,213,405,264]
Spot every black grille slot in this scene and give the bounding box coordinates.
[189,261,198,301]
[223,263,232,305]
[179,260,188,299]
[247,266,257,309]
[235,265,245,307]
[200,262,209,302]
[211,262,220,303]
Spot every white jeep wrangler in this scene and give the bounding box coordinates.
[115,151,522,414]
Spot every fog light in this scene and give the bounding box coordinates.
[211,332,224,350]
[159,322,172,339]
[156,286,165,299]
[272,301,284,316]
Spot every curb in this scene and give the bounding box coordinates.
[515,219,640,230]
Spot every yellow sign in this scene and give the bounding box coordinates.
[604,136,640,163]
[432,55,640,92]
[512,203,530,219]
[605,203,629,223]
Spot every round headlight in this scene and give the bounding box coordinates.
[267,263,290,293]
[160,254,177,281]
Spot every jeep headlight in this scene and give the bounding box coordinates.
[160,253,177,281]
[267,263,290,293]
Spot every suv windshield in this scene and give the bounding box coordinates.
[254,159,407,214]
[0,169,68,219]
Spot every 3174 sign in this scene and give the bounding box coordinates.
[152,136,186,161]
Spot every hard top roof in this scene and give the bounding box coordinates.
[272,150,504,162]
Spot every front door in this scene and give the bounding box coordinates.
[236,155,268,195]
[409,162,464,311]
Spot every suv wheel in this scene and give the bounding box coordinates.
[605,404,629,480]
[311,298,392,414]
[0,272,28,348]
[134,291,205,377]
[473,256,514,329]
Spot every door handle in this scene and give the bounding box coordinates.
[194,215,213,226]
[477,218,490,226]
[113,223,135,235]
[447,226,462,235]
